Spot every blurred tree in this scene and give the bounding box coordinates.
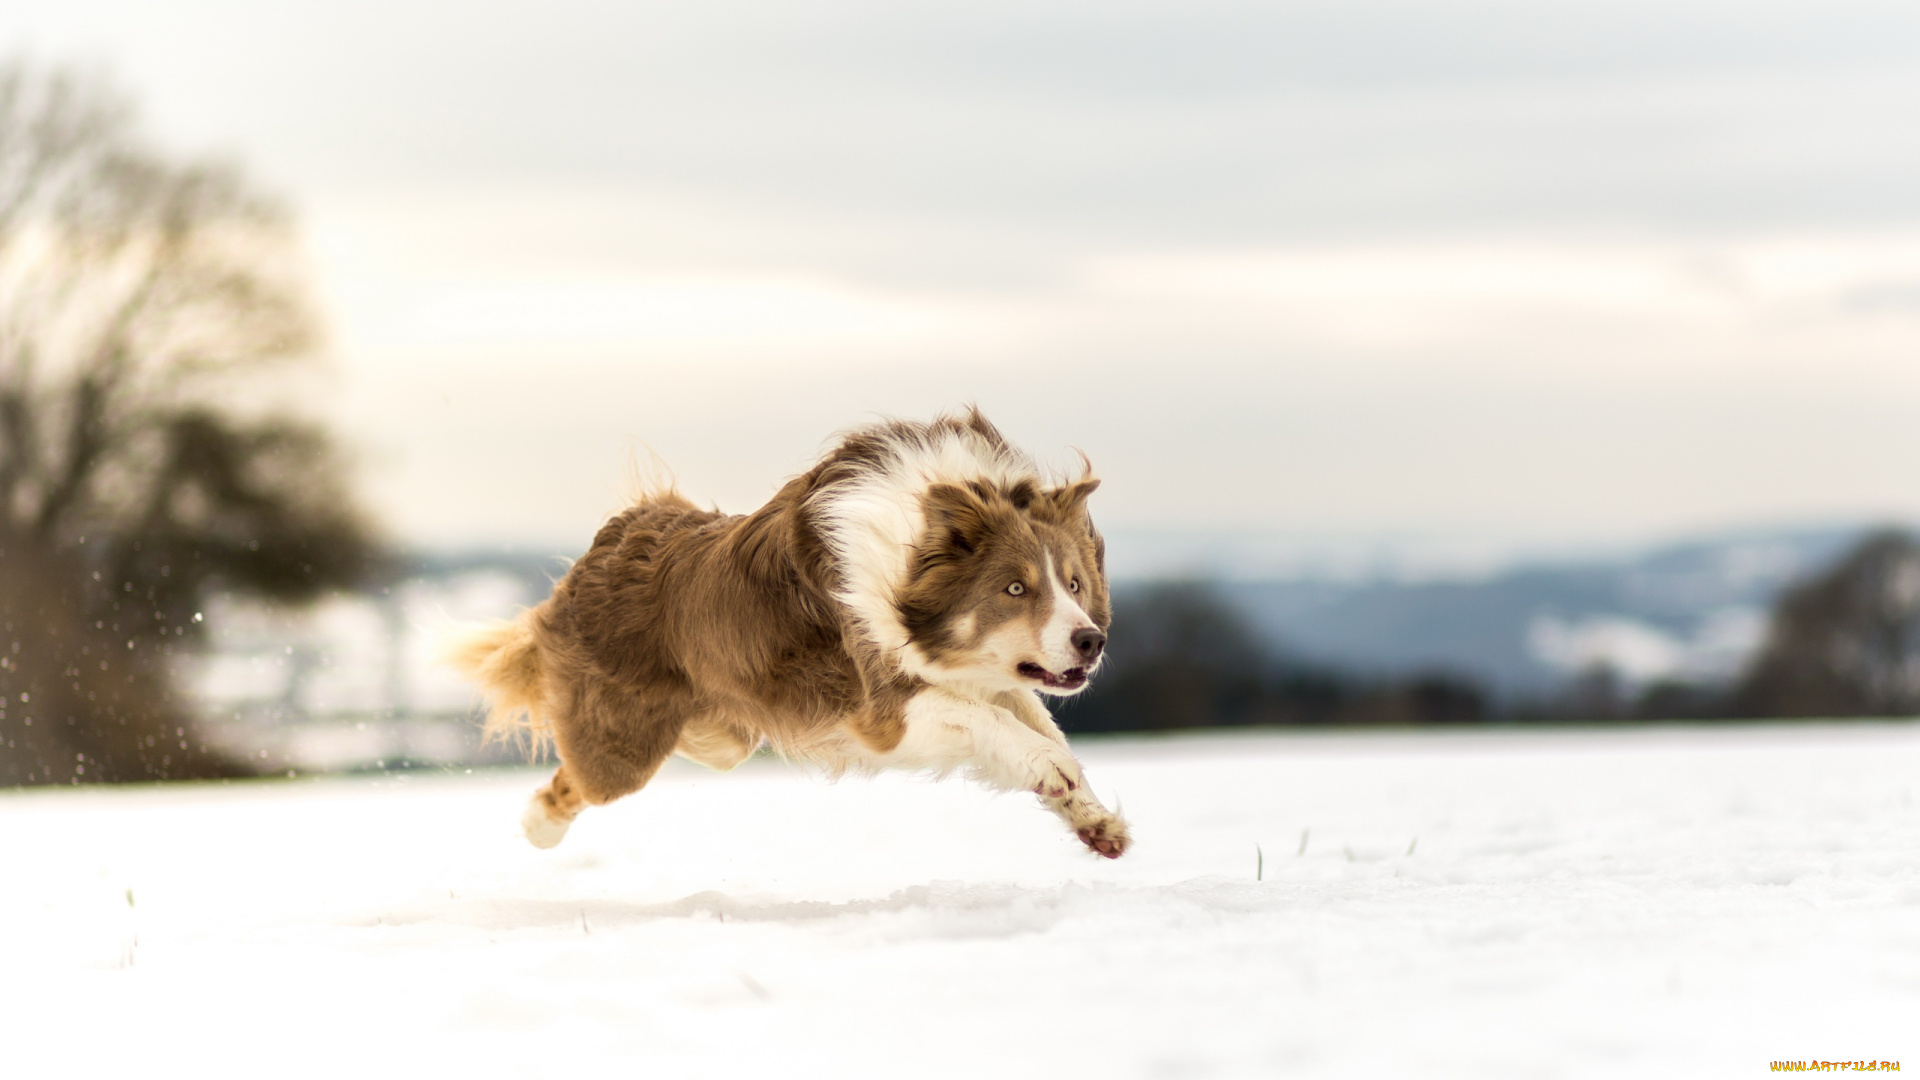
[0,62,379,785]
[1563,662,1625,721]
[1628,679,1727,721]
[1060,580,1277,731]
[1337,673,1488,725]
[1060,581,1492,731]
[1733,530,1920,719]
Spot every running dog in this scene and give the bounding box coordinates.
[447,409,1130,858]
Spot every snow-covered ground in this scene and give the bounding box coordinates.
[3,724,1916,1078]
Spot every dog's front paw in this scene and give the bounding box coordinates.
[1074,812,1130,859]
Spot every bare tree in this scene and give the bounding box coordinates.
[1734,530,1920,718]
[0,61,379,785]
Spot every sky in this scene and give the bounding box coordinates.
[5,0,1920,575]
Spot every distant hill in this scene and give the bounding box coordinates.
[1142,525,1875,699]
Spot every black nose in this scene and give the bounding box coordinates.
[1071,627,1106,661]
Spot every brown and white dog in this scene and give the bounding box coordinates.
[447,409,1130,858]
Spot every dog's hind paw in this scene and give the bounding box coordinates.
[521,795,572,849]
[1074,813,1130,860]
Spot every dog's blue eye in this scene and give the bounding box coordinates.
[1007,582,1025,596]
[1069,578,1080,593]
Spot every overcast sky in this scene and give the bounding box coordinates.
[6,1,1920,573]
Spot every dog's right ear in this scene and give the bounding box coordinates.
[923,482,992,554]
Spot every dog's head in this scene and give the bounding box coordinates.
[896,475,1109,695]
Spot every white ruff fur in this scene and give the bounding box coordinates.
[808,424,1042,676]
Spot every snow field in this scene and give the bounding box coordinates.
[2,724,1916,1078]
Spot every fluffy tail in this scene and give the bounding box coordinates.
[443,610,551,756]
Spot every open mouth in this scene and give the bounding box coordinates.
[1017,662,1089,690]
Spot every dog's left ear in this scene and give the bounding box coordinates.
[1044,476,1105,530]
[1044,477,1101,518]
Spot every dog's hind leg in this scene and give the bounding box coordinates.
[674,712,760,772]
[519,681,693,849]
[524,762,589,849]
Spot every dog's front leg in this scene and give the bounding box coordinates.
[993,688,1069,747]
[882,687,1130,858]
[990,689,1131,858]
